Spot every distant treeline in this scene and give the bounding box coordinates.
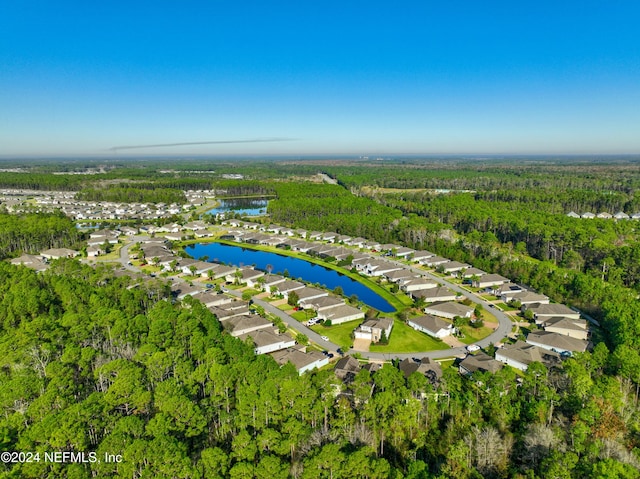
[323,161,640,193]
[76,186,187,204]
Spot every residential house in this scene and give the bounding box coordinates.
[424,301,474,320]
[259,274,287,291]
[295,287,330,303]
[223,315,274,337]
[525,303,581,321]
[9,254,49,272]
[272,280,305,297]
[543,316,589,340]
[459,352,503,376]
[398,358,443,385]
[492,282,523,296]
[299,295,345,311]
[401,278,439,293]
[461,267,486,279]
[383,268,416,283]
[181,261,217,276]
[473,274,510,289]
[502,290,549,305]
[441,261,470,274]
[271,348,329,375]
[40,248,80,260]
[413,287,458,303]
[495,341,561,371]
[87,245,105,257]
[393,247,415,258]
[407,315,453,338]
[526,331,589,355]
[170,283,202,300]
[238,329,296,355]
[316,303,364,325]
[353,317,393,342]
[334,356,361,381]
[411,250,435,263]
[421,256,450,267]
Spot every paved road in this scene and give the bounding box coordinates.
[118,235,149,272]
[224,289,337,351]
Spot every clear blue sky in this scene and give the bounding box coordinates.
[1,1,639,157]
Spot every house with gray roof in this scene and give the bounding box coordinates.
[495,341,560,371]
[459,352,503,376]
[424,301,474,320]
[238,329,296,355]
[526,331,589,355]
[525,303,581,321]
[40,248,80,260]
[271,348,329,375]
[473,274,510,289]
[9,254,49,272]
[543,316,589,340]
[334,356,361,381]
[223,315,274,337]
[299,295,345,311]
[354,317,393,342]
[399,358,442,385]
[401,278,439,293]
[441,261,470,274]
[407,315,453,338]
[412,286,457,302]
[317,304,364,325]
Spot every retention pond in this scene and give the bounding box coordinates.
[186,242,395,312]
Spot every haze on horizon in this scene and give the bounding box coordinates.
[1,1,639,157]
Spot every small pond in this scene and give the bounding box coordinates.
[206,198,269,217]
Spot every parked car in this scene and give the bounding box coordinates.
[466,344,480,352]
[321,336,329,342]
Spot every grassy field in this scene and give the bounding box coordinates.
[480,310,498,324]
[310,321,358,348]
[291,310,316,322]
[458,324,495,344]
[370,320,449,353]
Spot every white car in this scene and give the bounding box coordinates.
[321,336,330,342]
[466,344,480,352]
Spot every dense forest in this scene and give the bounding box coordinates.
[76,186,187,205]
[0,212,84,259]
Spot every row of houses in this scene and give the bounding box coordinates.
[2,189,211,221]
[170,281,329,375]
[567,211,640,220]
[10,248,81,271]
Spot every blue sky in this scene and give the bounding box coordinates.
[1,1,639,156]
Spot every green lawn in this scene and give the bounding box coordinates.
[480,310,498,324]
[370,320,449,353]
[310,321,358,348]
[291,310,316,322]
[458,324,494,344]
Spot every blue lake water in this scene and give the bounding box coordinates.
[206,198,269,217]
[186,242,395,312]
